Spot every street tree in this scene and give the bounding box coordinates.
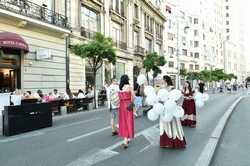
[246,76,250,83]
[72,32,116,108]
[143,52,166,85]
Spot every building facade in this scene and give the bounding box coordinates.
[69,0,166,92]
[157,0,224,87]
[223,0,246,82]
[0,0,70,93]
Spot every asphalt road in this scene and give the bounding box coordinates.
[211,96,250,166]
[0,92,244,166]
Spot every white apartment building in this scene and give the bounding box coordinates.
[156,0,224,86]
[69,0,166,91]
[223,0,246,82]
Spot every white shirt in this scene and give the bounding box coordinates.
[77,92,86,98]
[107,84,120,109]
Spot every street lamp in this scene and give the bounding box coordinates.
[176,18,190,89]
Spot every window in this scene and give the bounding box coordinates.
[145,38,152,53]
[168,33,174,40]
[226,21,229,25]
[81,6,100,31]
[190,41,193,47]
[194,30,198,36]
[155,43,161,55]
[226,36,230,40]
[168,19,172,29]
[112,22,122,43]
[189,64,194,70]
[182,37,186,45]
[156,23,163,39]
[169,61,174,68]
[226,28,230,33]
[195,65,199,70]
[226,6,229,10]
[194,41,199,47]
[190,52,193,57]
[203,34,206,40]
[168,47,174,55]
[182,49,187,56]
[134,3,139,18]
[226,13,229,17]
[114,62,125,81]
[188,16,192,24]
[180,63,185,69]
[133,31,139,46]
[194,18,198,24]
[195,52,199,58]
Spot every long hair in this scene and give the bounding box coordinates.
[163,75,173,86]
[185,81,193,94]
[119,74,129,90]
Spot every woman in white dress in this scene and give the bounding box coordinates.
[159,75,186,148]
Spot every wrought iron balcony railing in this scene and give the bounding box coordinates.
[80,27,97,39]
[0,0,70,29]
[113,41,127,50]
[134,45,145,55]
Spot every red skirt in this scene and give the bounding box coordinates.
[160,132,186,149]
[182,99,196,127]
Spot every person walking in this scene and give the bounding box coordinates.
[198,80,205,93]
[181,81,197,128]
[133,83,143,117]
[160,75,186,149]
[107,78,120,136]
[118,75,135,149]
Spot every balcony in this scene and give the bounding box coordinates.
[0,0,69,29]
[134,45,145,56]
[113,41,127,50]
[81,27,96,39]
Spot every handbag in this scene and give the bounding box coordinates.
[127,102,134,111]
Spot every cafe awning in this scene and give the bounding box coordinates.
[0,32,29,52]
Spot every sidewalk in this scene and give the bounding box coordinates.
[211,97,250,166]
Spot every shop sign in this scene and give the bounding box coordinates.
[36,49,51,60]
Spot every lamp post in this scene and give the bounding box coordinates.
[176,16,190,89]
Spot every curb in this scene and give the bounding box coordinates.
[194,96,244,166]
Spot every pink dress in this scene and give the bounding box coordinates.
[118,91,134,139]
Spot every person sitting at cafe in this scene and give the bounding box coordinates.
[45,92,56,102]
[64,89,74,100]
[53,89,60,98]
[86,87,94,98]
[77,89,86,98]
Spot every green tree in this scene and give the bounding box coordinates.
[143,52,166,85]
[199,70,211,82]
[180,69,187,78]
[72,32,116,108]
[186,71,199,81]
[246,76,250,83]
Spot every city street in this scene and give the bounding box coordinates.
[0,92,245,166]
[211,96,250,166]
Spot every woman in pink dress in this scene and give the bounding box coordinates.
[160,75,186,148]
[118,74,135,149]
[181,81,196,128]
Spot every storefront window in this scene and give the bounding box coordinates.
[85,62,103,90]
[113,62,125,81]
[0,49,21,92]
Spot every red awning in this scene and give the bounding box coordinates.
[0,32,29,52]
